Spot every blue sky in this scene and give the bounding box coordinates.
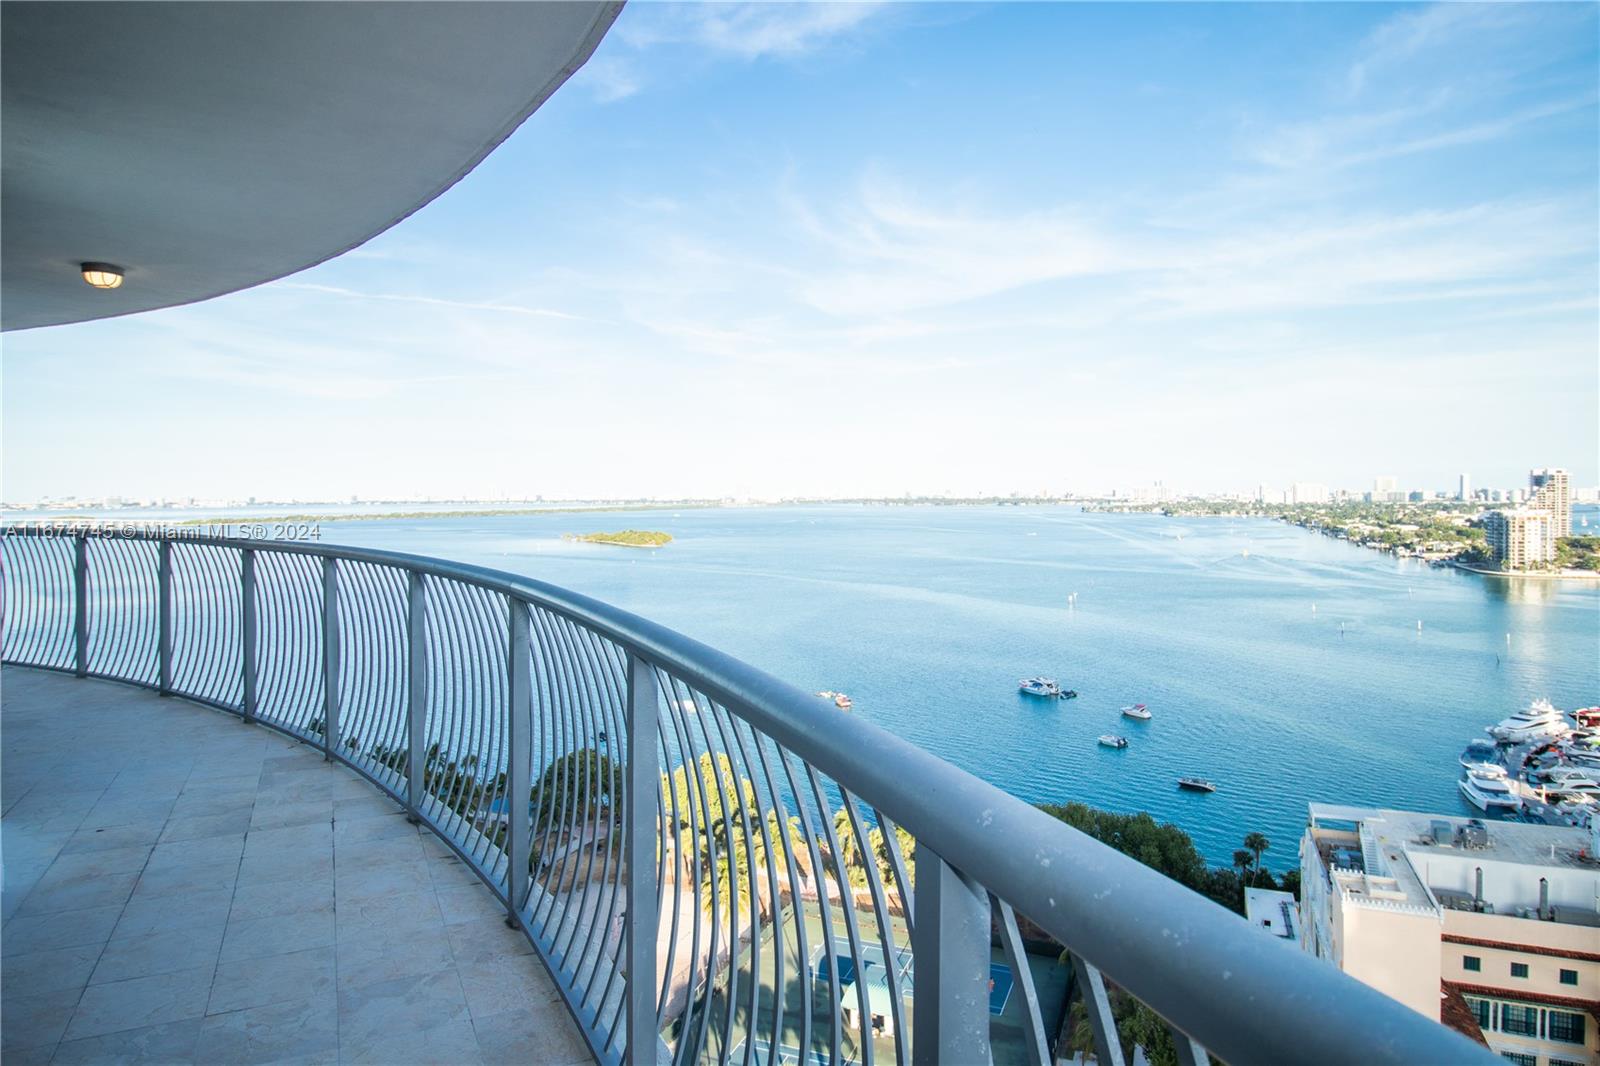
[4,1,1596,503]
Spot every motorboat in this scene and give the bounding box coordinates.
[1574,706,1600,729]
[1098,735,1129,749]
[1459,766,1522,812]
[1177,777,1216,793]
[815,690,853,711]
[1533,765,1599,785]
[1019,677,1061,698]
[1542,777,1600,799]
[1459,738,1499,771]
[1121,704,1152,720]
[1486,699,1571,744]
[1060,689,1079,700]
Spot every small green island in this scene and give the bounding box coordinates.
[562,529,673,548]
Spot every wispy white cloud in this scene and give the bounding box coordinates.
[618,2,888,59]
[575,54,642,103]
[789,171,1123,317]
[1248,92,1595,172]
[277,282,599,323]
[1346,3,1532,98]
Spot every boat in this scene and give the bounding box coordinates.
[1458,766,1522,812]
[815,690,853,711]
[1097,735,1129,749]
[1543,777,1600,799]
[1019,677,1061,698]
[1121,703,1152,720]
[1486,699,1571,743]
[1177,777,1216,793]
[1459,738,1500,771]
[1060,689,1079,700]
[1532,765,1598,785]
[1574,706,1600,729]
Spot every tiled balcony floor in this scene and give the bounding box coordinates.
[1,666,590,1065]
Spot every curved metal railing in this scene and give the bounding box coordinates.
[0,526,1492,1066]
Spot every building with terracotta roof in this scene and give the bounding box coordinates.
[1301,805,1600,1066]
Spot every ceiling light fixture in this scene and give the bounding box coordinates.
[80,262,124,289]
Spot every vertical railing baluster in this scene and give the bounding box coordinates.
[1072,953,1127,1066]
[322,557,340,760]
[624,651,660,1065]
[1169,1023,1209,1066]
[505,598,532,924]
[996,898,1049,1066]
[240,547,257,720]
[406,571,427,820]
[911,849,992,1066]
[157,540,173,695]
[73,534,88,677]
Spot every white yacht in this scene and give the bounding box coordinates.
[1459,738,1500,771]
[1543,778,1600,800]
[1459,766,1522,812]
[1121,704,1152,720]
[1533,765,1599,785]
[1486,699,1571,744]
[1018,677,1060,698]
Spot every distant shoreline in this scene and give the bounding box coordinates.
[1450,561,1600,582]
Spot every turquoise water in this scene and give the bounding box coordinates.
[309,505,1598,870]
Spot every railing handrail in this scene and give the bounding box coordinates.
[0,525,1495,1065]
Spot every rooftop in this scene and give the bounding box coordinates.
[1244,888,1298,940]
[1,667,588,1064]
[1306,803,1600,926]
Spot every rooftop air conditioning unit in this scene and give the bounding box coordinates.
[1462,821,1490,849]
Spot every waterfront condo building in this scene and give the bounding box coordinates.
[1301,806,1600,1066]
[1530,469,1574,537]
[1486,509,1560,569]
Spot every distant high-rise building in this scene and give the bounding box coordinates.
[1528,468,1571,536]
[1457,473,1470,501]
[1484,509,1557,568]
[1290,482,1329,504]
[1372,475,1402,502]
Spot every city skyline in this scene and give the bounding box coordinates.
[3,2,1597,502]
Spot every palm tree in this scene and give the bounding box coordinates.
[1243,832,1270,885]
[1231,848,1253,886]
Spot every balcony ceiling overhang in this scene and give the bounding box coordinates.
[1,0,622,332]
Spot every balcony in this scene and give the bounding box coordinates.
[0,528,1494,1064]
[1,668,588,1064]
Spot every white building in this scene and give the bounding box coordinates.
[1530,469,1573,537]
[1301,805,1600,1066]
[1486,509,1559,568]
[1290,482,1330,504]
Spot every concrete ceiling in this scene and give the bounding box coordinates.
[1,1,621,332]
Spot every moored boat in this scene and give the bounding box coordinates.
[1121,703,1152,720]
[1098,735,1129,749]
[1458,766,1522,812]
[1459,738,1499,771]
[1178,776,1216,792]
[1486,699,1571,743]
[1019,677,1061,698]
